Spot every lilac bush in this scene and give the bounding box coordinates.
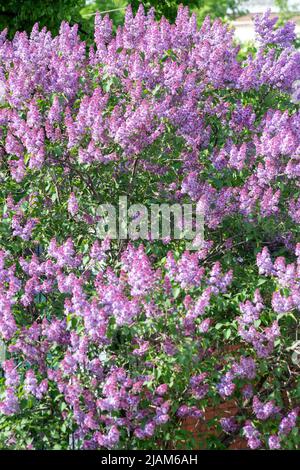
[0,5,299,449]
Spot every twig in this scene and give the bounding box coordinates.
[82,7,127,18]
[220,373,269,447]
[128,156,139,193]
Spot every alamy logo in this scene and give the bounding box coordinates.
[291,80,300,104]
[95,196,205,250]
[0,80,6,105]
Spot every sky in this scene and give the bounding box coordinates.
[244,0,300,12]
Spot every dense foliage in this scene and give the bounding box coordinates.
[0,0,86,39]
[0,5,300,450]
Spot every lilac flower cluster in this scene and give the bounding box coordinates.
[257,245,300,315]
[237,289,280,358]
[243,421,262,449]
[217,357,256,399]
[252,395,280,421]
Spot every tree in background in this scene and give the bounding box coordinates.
[80,0,248,35]
[275,0,300,23]
[0,0,248,39]
[0,0,85,38]
[131,0,246,22]
[81,1,247,27]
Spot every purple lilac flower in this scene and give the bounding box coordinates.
[220,417,238,433]
[269,435,281,449]
[279,409,298,435]
[68,193,79,216]
[243,421,262,449]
